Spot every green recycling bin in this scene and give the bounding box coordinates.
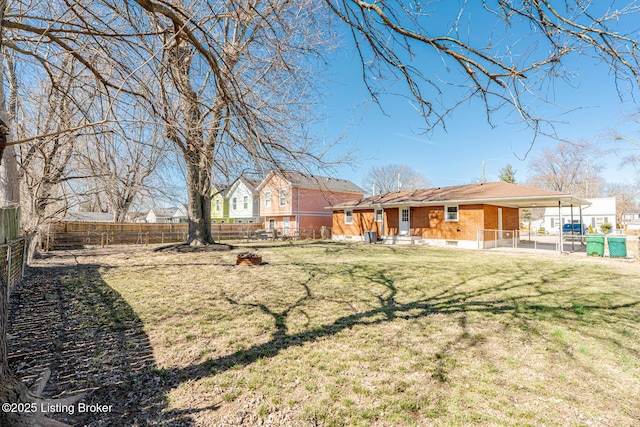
[586,234,605,257]
[607,236,627,258]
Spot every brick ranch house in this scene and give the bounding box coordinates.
[331,182,590,249]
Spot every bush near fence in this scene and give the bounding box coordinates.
[44,222,333,250]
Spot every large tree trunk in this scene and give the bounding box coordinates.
[167,40,217,246]
[185,156,214,245]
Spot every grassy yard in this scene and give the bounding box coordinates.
[49,242,640,425]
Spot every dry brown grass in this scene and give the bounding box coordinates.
[23,242,640,426]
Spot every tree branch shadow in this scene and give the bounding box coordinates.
[9,249,640,425]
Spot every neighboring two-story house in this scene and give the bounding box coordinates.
[257,170,364,235]
[211,183,233,223]
[227,177,262,223]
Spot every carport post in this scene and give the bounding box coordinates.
[558,201,563,254]
[579,207,585,246]
[571,204,574,252]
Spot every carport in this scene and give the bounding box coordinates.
[479,193,592,253]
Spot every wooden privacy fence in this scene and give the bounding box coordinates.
[0,206,20,244]
[44,221,334,249]
[45,222,263,249]
[0,235,31,296]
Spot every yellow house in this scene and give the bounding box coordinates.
[211,183,234,223]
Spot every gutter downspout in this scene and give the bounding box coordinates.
[379,204,385,241]
[296,186,300,234]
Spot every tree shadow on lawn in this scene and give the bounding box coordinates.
[8,261,200,426]
[169,260,640,387]
[9,252,640,425]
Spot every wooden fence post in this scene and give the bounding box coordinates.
[6,244,12,297]
[21,238,28,279]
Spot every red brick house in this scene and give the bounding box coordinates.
[331,182,589,249]
[258,170,364,236]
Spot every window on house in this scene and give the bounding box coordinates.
[445,205,458,222]
[232,198,237,210]
[237,219,243,224]
[375,209,383,222]
[345,210,353,225]
[215,199,220,212]
[243,196,248,209]
[265,191,271,207]
[280,189,287,206]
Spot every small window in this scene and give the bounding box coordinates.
[215,199,220,212]
[237,219,243,224]
[280,189,287,206]
[265,191,271,207]
[445,205,458,222]
[243,196,248,209]
[232,198,237,210]
[345,210,353,225]
[375,209,383,222]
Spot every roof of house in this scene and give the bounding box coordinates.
[148,207,180,219]
[212,183,232,198]
[332,182,591,210]
[63,212,115,222]
[543,197,616,216]
[258,170,364,194]
[172,205,189,218]
[229,176,262,196]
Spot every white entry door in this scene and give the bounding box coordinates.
[283,217,290,235]
[399,207,410,235]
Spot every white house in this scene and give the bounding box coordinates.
[146,207,180,224]
[622,209,640,231]
[542,197,616,234]
[172,205,189,223]
[63,212,115,222]
[227,177,262,224]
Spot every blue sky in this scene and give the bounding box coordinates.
[316,4,640,191]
